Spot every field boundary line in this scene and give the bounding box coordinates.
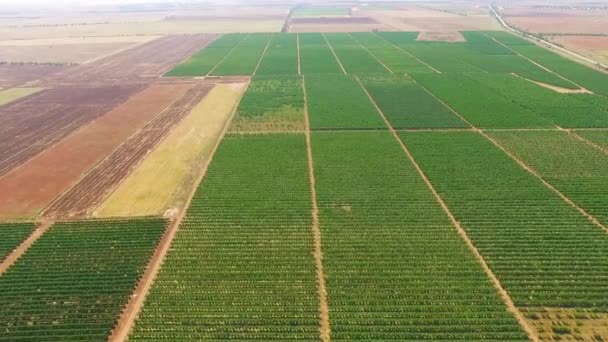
[206,33,249,77]
[322,33,347,75]
[372,32,441,73]
[252,33,273,77]
[297,33,302,75]
[481,130,608,235]
[108,80,250,342]
[355,75,539,342]
[347,33,393,74]
[481,32,589,92]
[38,83,202,219]
[0,220,53,276]
[302,75,331,342]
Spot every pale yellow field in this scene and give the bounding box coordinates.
[0,87,41,107]
[94,83,246,218]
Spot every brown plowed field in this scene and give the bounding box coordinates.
[0,84,144,177]
[0,83,190,220]
[48,34,217,83]
[0,63,69,87]
[44,84,213,218]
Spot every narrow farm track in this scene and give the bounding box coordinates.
[302,77,331,342]
[43,84,213,219]
[354,75,540,342]
[322,33,347,75]
[564,129,608,155]
[297,33,302,75]
[0,220,53,276]
[109,80,250,342]
[482,33,588,91]
[372,32,441,73]
[347,33,394,74]
[252,34,273,76]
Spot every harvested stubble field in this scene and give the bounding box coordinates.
[43,84,213,219]
[3,24,608,342]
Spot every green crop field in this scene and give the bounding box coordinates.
[0,219,166,340]
[0,223,35,262]
[5,23,608,341]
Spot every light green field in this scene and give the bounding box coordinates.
[0,87,41,107]
[293,6,351,17]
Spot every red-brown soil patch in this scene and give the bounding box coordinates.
[549,35,608,50]
[0,83,190,220]
[0,63,69,87]
[503,8,608,35]
[44,84,213,219]
[47,34,217,83]
[0,84,145,177]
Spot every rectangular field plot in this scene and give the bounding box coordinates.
[375,31,420,45]
[255,33,298,75]
[0,223,35,262]
[411,73,552,128]
[165,33,244,77]
[400,131,608,309]
[349,32,434,73]
[359,74,468,128]
[299,33,344,74]
[305,74,385,129]
[0,218,166,341]
[466,73,608,127]
[210,33,272,76]
[488,130,608,227]
[324,33,389,74]
[312,131,526,340]
[230,76,305,131]
[129,134,319,341]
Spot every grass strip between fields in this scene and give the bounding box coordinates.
[0,87,41,107]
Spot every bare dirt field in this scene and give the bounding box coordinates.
[501,7,608,35]
[48,34,216,83]
[0,84,144,177]
[548,35,608,65]
[0,63,69,87]
[43,84,213,219]
[0,83,190,220]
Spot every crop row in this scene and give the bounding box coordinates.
[312,131,527,340]
[359,74,468,129]
[400,131,608,308]
[486,31,608,96]
[210,33,272,76]
[575,130,608,150]
[304,74,385,130]
[0,218,166,341]
[0,222,35,262]
[130,134,320,340]
[411,72,552,128]
[465,72,608,127]
[230,75,305,131]
[255,33,298,75]
[488,130,608,228]
[165,33,245,77]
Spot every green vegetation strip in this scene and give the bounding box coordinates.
[0,218,166,341]
[256,33,298,75]
[211,33,272,76]
[400,131,608,309]
[305,74,386,130]
[489,130,608,228]
[324,33,388,74]
[312,131,527,340]
[0,222,35,262]
[165,34,245,77]
[486,31,608,96]
[293,6,350,17]
[299,33,344,74]
[412,73,552,128]
[130,134,319,340]
[230,75,305,132]
[359,74,468,129]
